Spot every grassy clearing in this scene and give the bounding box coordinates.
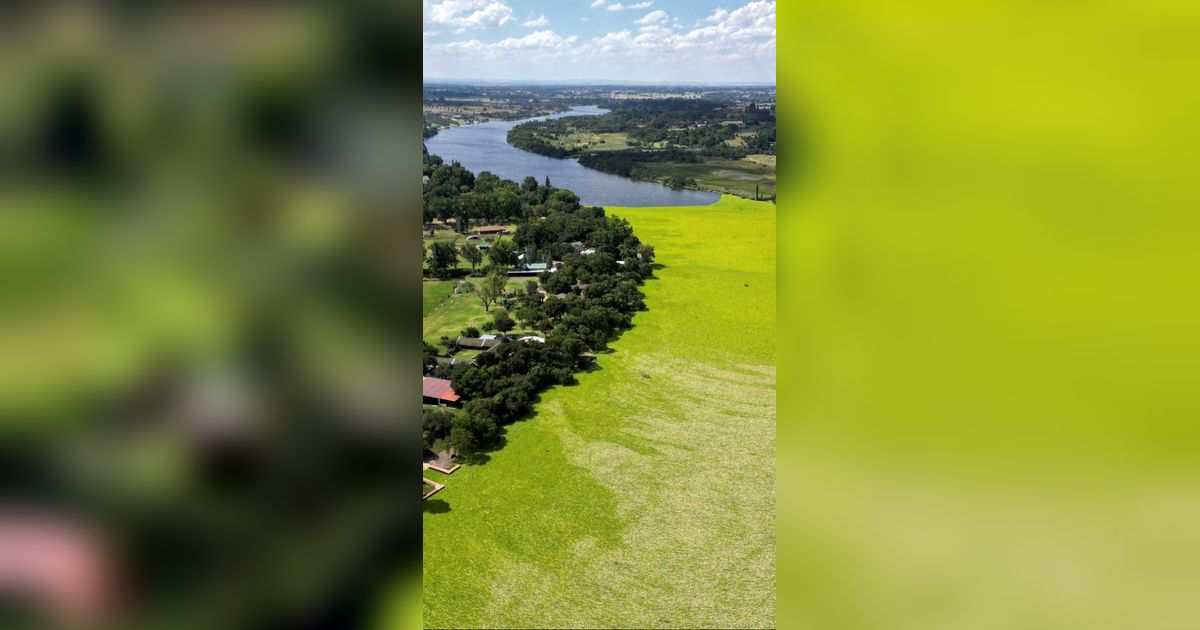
[423,278,526,346]
[545,131,632,152]
[422,226,516,274]
[639,157,776,199]
[422,280,492,345]
[422,281,455,318]
[420,196,776,629]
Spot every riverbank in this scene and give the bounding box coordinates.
[424,106,577,139]
[425,107,719,207]
[596,154,776,201]
[506,135,775,201]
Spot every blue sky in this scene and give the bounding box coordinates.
[423,1,775,84]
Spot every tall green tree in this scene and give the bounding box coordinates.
[478,271,508,313]
[487,238,519,269]
[492,311,516,333]
[427,240,460,278]
[459,241,483,272]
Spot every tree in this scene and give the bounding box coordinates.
[487,238,519,269]
[447,407,496,453]
[427,240,460,278]
[521,176,538,193]
[459,242,483,272]
[492,310,515,333]
[545,189,581,213]
[478,272,508,313]
[423,408,455,451]
[422,342,439,373]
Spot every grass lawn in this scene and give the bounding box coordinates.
[546,131,632,152]
[418,196,776,629]
[422,280,494,345]
[422,281,455,318]
[423,278,526,346]
[452,348,484,361]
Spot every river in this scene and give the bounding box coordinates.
[424,105,719,207]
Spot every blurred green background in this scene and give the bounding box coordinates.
[0,4,423,628]
[778,1,1200,628]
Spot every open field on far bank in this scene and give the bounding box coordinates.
[639,156,776,199]
[425,102,559,129]
[420,196,776,629]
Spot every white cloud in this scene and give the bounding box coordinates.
[705,8,730,23]
[523,14,549,27]
[426,0,515,28]
[685,1,775,43]
[424,30,441,37]
[426,1,774,83]
[495,30,578,50]
[593,29,632,51]
[634,10,668,25]
[589,0,606,8]
[606,1,653,11]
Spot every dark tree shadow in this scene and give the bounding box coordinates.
[423,499,451,514]
[576,361,604,375]
[455,446,495,466]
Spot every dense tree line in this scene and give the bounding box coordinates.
[422,146,584,231]
[422,157,655,454]
[577,148,701,179]
[507,98,776,160]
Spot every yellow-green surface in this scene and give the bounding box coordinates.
[421,196,776,628]
[777,2,1200,629]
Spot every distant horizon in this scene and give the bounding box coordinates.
[423,78,775,88]
[424,1,775,85]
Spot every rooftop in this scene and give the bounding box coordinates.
[422,377,460,403]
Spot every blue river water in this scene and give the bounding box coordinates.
[425,105,719,208]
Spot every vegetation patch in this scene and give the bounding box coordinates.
[422,196,776,629]
[636,157,777,199]
[506,98,775,200]
[422,280,495,346]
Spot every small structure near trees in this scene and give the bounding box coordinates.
[456,336,502,351]
[422,377,461,407]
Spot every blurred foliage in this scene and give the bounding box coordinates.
[0,4,421,628]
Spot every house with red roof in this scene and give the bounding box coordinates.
[422,377,461,407]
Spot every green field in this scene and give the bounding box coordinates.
[423,278,527,346]
[422,280,492,345]
[420,196,776,628]
[543,130,634,152]
[639,157,776,199]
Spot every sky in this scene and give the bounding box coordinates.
[423,0,775,84]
